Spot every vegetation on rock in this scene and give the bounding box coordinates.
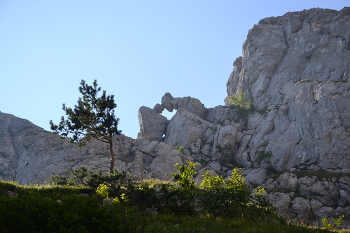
[0,161,347,232]
[50,79,121,173]
[228,90,251,110]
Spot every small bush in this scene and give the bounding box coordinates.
[228,90,251,109]
[51,166,134,191]
[322,215,344,230]
[173,146,185,152]
[255,150,273,164]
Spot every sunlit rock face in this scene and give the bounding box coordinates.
[1,7,350,227]
[226,7,350,172]
[0,112,189,184]
[134,7,350,226]
[138,106,167,141]
[142,7,350,174]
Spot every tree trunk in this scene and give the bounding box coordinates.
[109,134,115,173]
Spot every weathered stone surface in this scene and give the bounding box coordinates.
[171,96,207,118]
[276,172,299,191]
[0,112,191,184]
[205,105,236,123]
[268,192,294,219]
[226,7,350,172]
[263,171,350,226]
[161,92,175,112]
[216,125,237,150]
[1,7,350,228]
[244,168,267,186]
[153,103,164,113]
[164,110,207,148]
[138,106,167,141]
[291,197,312,223]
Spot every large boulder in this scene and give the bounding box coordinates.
[164,110,207,148]
[138,106,167,141]
[161,92,175,112]
[171,96,207,118]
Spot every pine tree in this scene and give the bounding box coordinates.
[50,79,121,173]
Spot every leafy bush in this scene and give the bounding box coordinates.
[173,146,185,152]
[228,90,251,109]
[51,166,134,191]
[96,183,109,199]
[0,176,338,232]
[255,150,273,164]
[199,168,277,221]
[322,215,344,230]
[155,161,198,215]
[0,192,139,232]
[172,161,197,192]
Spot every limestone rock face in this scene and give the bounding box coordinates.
[161,92,175,112]
[138,93,208,141]
[1,7,350,227]
[270,171,350,227]
[226,7,350,172]
[171,96,207,118]
[138,106,167,141]
[0,112,190,184]
[164,110,207,148]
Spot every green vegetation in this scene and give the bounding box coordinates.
[228,90,252,122]
[51,166,133,191]
[173,145,185,152]
[291,169,350,180]
[322,215,344,230]
[228,90,251,109]
[50,80,121,173]
[333,80,347,83]
[0,162,347,232]
[255,150,273,164]
[227,90,268,123]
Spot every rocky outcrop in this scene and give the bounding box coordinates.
[0,7,349,227]
[0,112,190,184]
[160,92,207,117]
[226,7,350,172]
[265,171,350,226]
[138,106,167,141]
[139,93,208,140]
[134,7,350,226]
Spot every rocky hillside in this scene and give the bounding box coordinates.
[0,111,190,184]
[138,7,350,226]
[0,7,349,226]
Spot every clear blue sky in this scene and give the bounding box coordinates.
[1,1,348,138]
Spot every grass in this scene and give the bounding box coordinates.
[0,179,348,233]
[291,170,350,180]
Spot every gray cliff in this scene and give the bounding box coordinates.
[137,7,350,225]
[226,7,350,172]
[0,7,349,226]
[0,112,189,184]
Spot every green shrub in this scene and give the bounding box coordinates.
[96,183,109,199]
[322,215,344,230]
[172,161,197,192]
[173,146,185,152]
[228,90,251,109]
[0,177,338,232]
[200,168,250,218]
[0,193,139,232]
[255,150,273,164]
[51,166,134,191]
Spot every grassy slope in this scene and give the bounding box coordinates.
[0,180,347,233]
